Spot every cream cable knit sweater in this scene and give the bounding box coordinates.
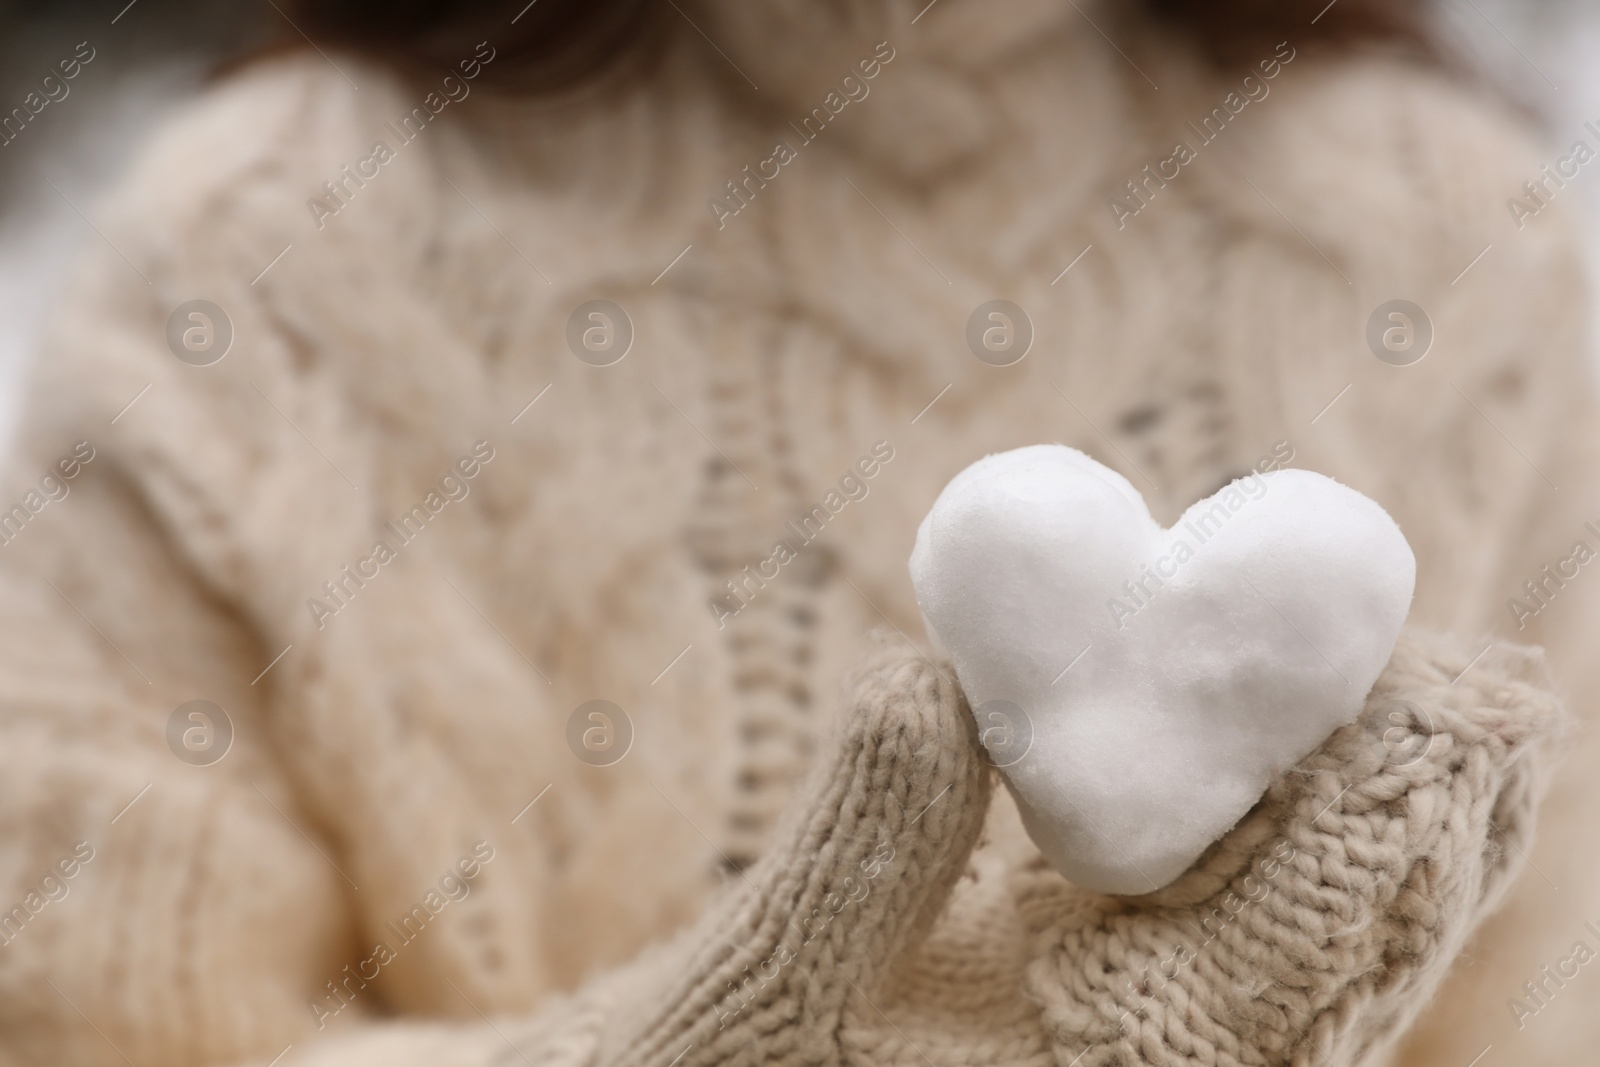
[0,2,1594,1064]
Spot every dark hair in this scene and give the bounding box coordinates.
[280,0,666,91]
[276,0,1435,91]
[1144,0,1437,66]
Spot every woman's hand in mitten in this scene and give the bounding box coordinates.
[590,629,1561,1067]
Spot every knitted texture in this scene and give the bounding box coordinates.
[1018,632,1559,1067]
[596,633,994,1067]
[265,628,1562,1067]
[513,629,1554,1067]
[0,4,1593,1065]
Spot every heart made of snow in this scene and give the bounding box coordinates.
[909,445,1415,894]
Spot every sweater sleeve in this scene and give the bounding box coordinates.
[0,55,564,1066]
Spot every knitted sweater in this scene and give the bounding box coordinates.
[0,3,1593,1064]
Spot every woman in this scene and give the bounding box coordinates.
[0,0,1591,1063]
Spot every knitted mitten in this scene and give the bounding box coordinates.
[582,629,1562,1067]
[269,629,1560,1067]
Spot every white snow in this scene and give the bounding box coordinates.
[909,445,1415,894]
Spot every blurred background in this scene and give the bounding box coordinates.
[6,1,1593,460]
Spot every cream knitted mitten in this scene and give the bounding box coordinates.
[276,629,1560,1067]
[582,630,1561,1067]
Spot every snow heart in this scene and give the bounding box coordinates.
[909,445,1414,894]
